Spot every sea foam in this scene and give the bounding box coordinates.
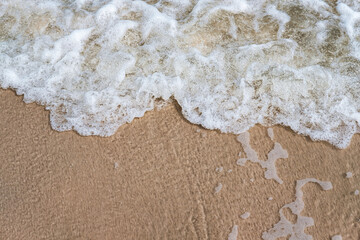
[1,0,360,148]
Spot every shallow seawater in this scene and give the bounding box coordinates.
[1,0,360,148]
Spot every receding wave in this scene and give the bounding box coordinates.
[1,0,360,148]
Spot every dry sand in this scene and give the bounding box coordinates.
[0,89,359,239]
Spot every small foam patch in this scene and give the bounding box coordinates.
[228,225,239,240]
[262,178,333,240]
[236,131,288,184]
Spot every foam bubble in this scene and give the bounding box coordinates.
[227,225,239,240]
[1,0,360,148]
[331,235,343,240]
[240,212,251,219]
[215,183,223,193]
[216,166,223,172]
[345,171,353,178]
[267,128,274,141]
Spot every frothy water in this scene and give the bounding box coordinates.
[1,0,360,148]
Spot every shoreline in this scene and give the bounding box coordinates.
[0,89,359,239]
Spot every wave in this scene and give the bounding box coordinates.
[1,0,360,148]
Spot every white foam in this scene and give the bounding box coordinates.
[337,3,360,59]
[1,0,360,148]
[262,178,333,240]
[346,172,353,178]
[227,225,239,240]
[240,212,251,219]
[265,5,290,39]
[267,128,274,141]
[355,189,359,195]
[237,131,288,184]
[215,183,223,194]
[331,235,343,240]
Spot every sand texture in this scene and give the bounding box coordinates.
[0,89,359,239]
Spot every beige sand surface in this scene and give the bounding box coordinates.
[0,89,359,239]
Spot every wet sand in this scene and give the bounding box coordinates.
[0,89,359,239]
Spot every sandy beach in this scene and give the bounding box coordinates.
[0,89,359,239]
[2,1,360,239]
